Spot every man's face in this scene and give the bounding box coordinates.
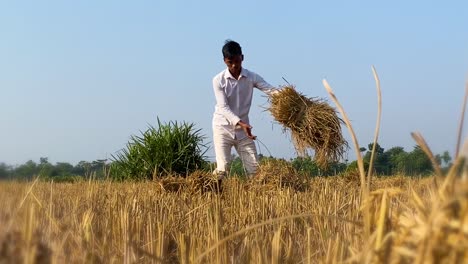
[224,55,243,75]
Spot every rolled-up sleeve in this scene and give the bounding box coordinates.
[213,77,241,125]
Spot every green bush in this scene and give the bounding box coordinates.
[41,175,84,183]
[111,119,208,180]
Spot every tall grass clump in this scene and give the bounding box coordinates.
[111,118,208,180]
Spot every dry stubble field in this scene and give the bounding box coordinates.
[3,168,459,264]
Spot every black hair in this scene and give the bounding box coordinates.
[222,40,242,59]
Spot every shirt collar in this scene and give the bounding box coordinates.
[225,68,247,80]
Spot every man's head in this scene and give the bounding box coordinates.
[222,40,243,76]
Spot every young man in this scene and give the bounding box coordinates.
[212,40,278,180]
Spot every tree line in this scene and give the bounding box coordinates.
[346,143,451,175]
[0,157,109,181]
[231,143,451,177]
[1,142,451,181]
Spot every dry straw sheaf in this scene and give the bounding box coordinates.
[157,176,187,192]
[187,170,222,194]
[157,171,223,194]
[268,85,348,169]
[250,159,308,192]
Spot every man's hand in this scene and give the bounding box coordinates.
[270,88,281,95]
[237,120,257,140]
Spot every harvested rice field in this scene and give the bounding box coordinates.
[1,160,467,263]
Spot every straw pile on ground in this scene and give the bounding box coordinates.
[268,85,347,168]
[157,177,187,192]
[187,170,222,194]
[250,159,308,192]
[156,172,222,194]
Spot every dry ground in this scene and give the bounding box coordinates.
[0,174,439,264]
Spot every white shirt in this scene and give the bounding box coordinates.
[212,68,276,139]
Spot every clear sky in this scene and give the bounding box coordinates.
[1,1,467,165]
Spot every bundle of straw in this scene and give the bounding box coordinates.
[250,159,308,192]
[268,85,347,168]
[157,177,187,192]
[187,171,222,194]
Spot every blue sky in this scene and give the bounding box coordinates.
[1,1,467,165]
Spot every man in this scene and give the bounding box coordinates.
[212,40,278,180]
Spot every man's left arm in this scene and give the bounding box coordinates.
[253,73,279,95]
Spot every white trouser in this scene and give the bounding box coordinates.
[213,129,259,178]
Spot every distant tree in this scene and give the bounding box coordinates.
[291,156,319,176]
[367,143,384,155]
[53,162,74,177]
[38,157,54,177]
[326,162,347,176]
[345,160,370,173]
[385,146,406,174]
[391,152,409,175]
[406,146,433,175]
[0,163,11,179]
[226,154,279,177]
[385,146,405,157]
[363,142,390,175]
[39,157,48,165]
[434,151,452,172]
[291,156,346,176]
[73,161,91,176]
[441,151,452,167]
[91,159,109,179]
[435,154,442,166]
[14,160,38,179]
